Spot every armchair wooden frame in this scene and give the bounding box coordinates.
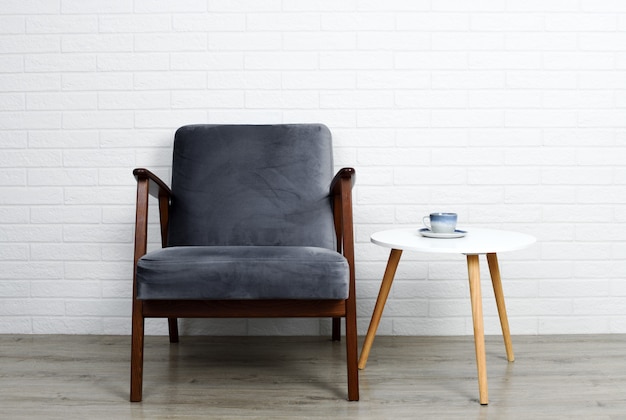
[130,167,359,402]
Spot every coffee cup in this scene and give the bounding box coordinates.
[423,212,457,234]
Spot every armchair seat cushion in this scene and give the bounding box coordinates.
[136,246,349,300]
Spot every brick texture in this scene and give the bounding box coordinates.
[0,1,625,336]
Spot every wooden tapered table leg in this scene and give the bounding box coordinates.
[487,253,515,362]
[358,248,403,370]
[466,254,489,405]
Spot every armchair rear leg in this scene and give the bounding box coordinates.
[332,317,341,341]
[168,318,179,343]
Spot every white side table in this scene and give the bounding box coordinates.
[359,227,536,405]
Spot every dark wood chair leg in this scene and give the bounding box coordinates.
[130,302,145,402]
[345,304,359,401]
[168,317,179,343]
[346,297,359,401]
[332,317,341,341]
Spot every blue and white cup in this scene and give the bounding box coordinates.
[423,212,457,233]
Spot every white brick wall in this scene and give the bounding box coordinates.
[1,0,625,336]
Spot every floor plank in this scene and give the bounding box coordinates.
[1,334,625,419]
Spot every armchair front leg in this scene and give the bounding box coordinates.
[330,167,359,401]
[130,169,173,402]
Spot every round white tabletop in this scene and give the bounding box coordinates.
[371,227,536,255]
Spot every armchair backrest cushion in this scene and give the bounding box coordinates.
[167,124,337,249]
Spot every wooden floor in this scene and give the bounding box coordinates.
[1,334,625,419]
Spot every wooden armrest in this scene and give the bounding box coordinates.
[330,167,356,259]
[133,168,172,199]
[133,168,171,250]
[330,167,356,195]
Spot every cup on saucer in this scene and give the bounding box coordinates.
[422,212,457,234]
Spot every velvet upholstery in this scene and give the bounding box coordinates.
[136,124,347,301]
[167,124,336,249]
[137,246,349,300]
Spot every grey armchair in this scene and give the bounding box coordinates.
[130,124,358,402]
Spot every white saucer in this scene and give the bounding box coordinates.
[419,228,467,239]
